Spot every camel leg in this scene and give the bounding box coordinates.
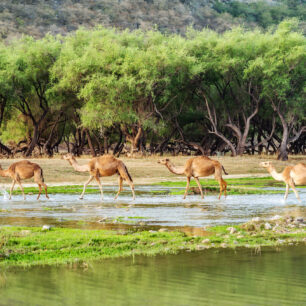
[222,179,227,197]
[9,180,16,200]
[37,184,42,200]
[114,176,123,200]
[16,180,25,200]
[194,177,204,199]
[95,176,104,200]
[217,179,223,200]
[127,180,135,200]
[183,177,191,199]
[42,183,49,199]
[80,176,94,199]
[289,179,301,202]
[284,183,289,200]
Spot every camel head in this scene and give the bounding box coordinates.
[259,161,272,168]
[62,153,75,161]
[157,158,170,165]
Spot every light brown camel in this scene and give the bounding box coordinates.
[0,160,49,200]
[158,156,228,199]
[260,161,306,201]
[63,154,135,200]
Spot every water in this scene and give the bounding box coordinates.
[0,246,305,305]
[0,186,305,228]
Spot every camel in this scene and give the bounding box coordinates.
[63,153,135,200]
[0,160,49,200]
[260,161,306,201]
[158,156,228,199]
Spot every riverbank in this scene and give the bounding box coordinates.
[1,216,305,268]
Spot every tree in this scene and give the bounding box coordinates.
[247,20,306,160]
[5,35,62,156]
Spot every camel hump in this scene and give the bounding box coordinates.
[290,163,306,185]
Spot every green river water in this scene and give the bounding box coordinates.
[1,246,305,306]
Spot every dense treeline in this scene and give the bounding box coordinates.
[0,20,305,160]
[0,0,305,41]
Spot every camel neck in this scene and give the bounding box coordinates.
[68,158,90,172]
[267,165,284,181]
[165,162,185,175]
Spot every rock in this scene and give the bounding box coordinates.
[271,215,283,221]
[158,228,168,233]
[302,238,306,242]
[252,217,261,222]
[221,243,227,248]
[277,239,285,244]
[196,245,206,250]
[286,217,294,223]
[237,235,244,239]
[42,225,51,231]
[97,217,107,223]
[201,239,210,244]
[272,225,280,232]
[264,222,272,230]
[295,217,304,223]
[299,223,306,228]
[227,227,237,234]
[233,240,238,245]
[149,230,157,233]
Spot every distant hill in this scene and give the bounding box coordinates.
[0,0,305,40]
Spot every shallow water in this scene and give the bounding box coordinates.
[0,186,305,228]
[1,246,306,305]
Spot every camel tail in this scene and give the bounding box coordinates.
[118,163,133,182]
[222,166,228,175]
[125,166,133,182]
[40,168,45,182]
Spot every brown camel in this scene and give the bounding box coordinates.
[158,156,228,199]
[0,160,48,200]
[260,161,306,201]
[63,153,135,200]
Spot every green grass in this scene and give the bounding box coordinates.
[0,225,305,268]
[157,177,306,196]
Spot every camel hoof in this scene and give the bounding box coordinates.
[79,196,84,200]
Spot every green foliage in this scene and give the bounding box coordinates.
[0,21,305,156]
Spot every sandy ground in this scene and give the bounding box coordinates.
[0,155,305,187]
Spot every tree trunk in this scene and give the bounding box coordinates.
[277,124,289,161]
[25,125,39,157]
[85,129,96,157]
[0,141,12,155]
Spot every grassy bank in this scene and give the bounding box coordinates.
[1,219,305,268]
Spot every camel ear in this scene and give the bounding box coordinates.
[165,158,169,162]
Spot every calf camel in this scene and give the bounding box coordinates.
[0,160,48,200]
[158,156,228,199]
[63,154,135,200]
[260,161,306,201]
